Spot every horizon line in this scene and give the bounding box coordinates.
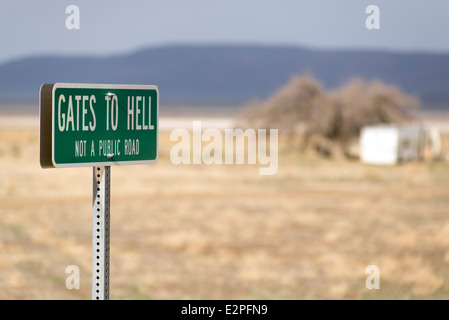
[2,41,449,66]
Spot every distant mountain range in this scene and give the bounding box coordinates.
[0,44,448,110]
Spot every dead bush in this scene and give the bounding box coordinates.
[239,75,418,158]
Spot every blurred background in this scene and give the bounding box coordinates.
[0,0,448,299]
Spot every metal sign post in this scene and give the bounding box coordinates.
[92,166,111,300]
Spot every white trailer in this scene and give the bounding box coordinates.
[360,125,423,165]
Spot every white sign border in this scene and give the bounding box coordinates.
[51,83,159,168]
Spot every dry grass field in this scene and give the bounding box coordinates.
[0,114,449,299]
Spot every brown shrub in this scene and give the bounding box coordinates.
[239,74,326,135]
[324,78,418,143]
[239,75,419,157]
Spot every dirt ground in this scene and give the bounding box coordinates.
[0,116,449,299]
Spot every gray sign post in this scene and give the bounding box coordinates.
[92,166,111,300]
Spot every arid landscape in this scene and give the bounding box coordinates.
[1,0,449,304]
[0,112,449,300]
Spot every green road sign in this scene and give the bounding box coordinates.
[40,83,159,168]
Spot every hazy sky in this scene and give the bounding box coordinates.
[1,1,448,64]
